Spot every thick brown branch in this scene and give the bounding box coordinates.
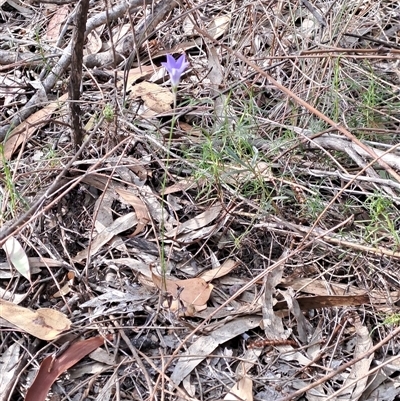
[69,0,89,149]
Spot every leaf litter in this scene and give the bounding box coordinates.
[1,0,400,400]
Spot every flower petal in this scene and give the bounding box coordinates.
[166,53,176,69]
[162,53,189,87]
[175,54,185,68]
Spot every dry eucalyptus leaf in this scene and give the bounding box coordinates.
[94,189,115,233]
[53,280,72,298]
[25,336,107,401]
[45,5,69,43]
[0,341,21,395]
[0,257,62,279]
[86,28,103,55]
[116,188,150,237]
[129,81,174,113]
[165,203,223,238]
[3,93,68,160]
[2,236,31,282]
[337,315,373,401]
[117,65,156,89]
[151,272,213,306]
[29,257,65,269]
[0,288,26,304]
[199,259,239,282]
[163,178,199,195]
[73,212,137,261]
[0,299,71,340]
[182,15,195,35]
[140,185,176,231]
[171,316,261,385]
[224,376,253,401]
[208,15,231,39]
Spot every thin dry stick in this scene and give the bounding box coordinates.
[191,25,400,186]
[188,23,400,256]
[0,123,135,246]
[276,324,400,401]
[325,352,400,401]
[113,322,155,400]
[136,348,200,401]
[0,125,101,245]
[314,234,400,258]
[153,217,356,392]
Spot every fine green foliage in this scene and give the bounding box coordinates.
[383,314,400,327]
[0,144,20,220]
[363,192,400,246]
[102,103,114,122]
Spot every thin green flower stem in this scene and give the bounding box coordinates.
[159,86,178,291]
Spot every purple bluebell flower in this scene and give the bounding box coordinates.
[161,54,189,88]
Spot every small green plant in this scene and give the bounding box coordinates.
[300,192,326,221]
[383,313,400,327]
[102,104,114,122]
[41,145,61,168]
[370,313,400,337]
[363,192,400,246]
[331,57,342,122]
[358,67,384,131]
[0,144,21,218]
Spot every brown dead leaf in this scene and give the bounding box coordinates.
[163,178,199,195]
[166,298,206,316]
[86,27,103,55]
[336,314,373,401]
[178,121,203,142]
[130,81,174,113]
[281,277,366,296]
[129,163,149,182]
[280,278,400,312]
[262,263,286,339]
[165,203,223,238]
[52,282,71,298]
[116,188,150,237]
[116,65,157,89]
[151,271,213,306]
[46,5,69,43]
[274,294,370,312]
[53,272,74,298]
[3,93,68,160]
[0,299,71,340]
[25,336,107,401]
[279,288,313,343]
[208,15,231,39]
[199,259,239,282]
[73,212,137,262]
[28,257,65,269]
[224,376,253,401]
